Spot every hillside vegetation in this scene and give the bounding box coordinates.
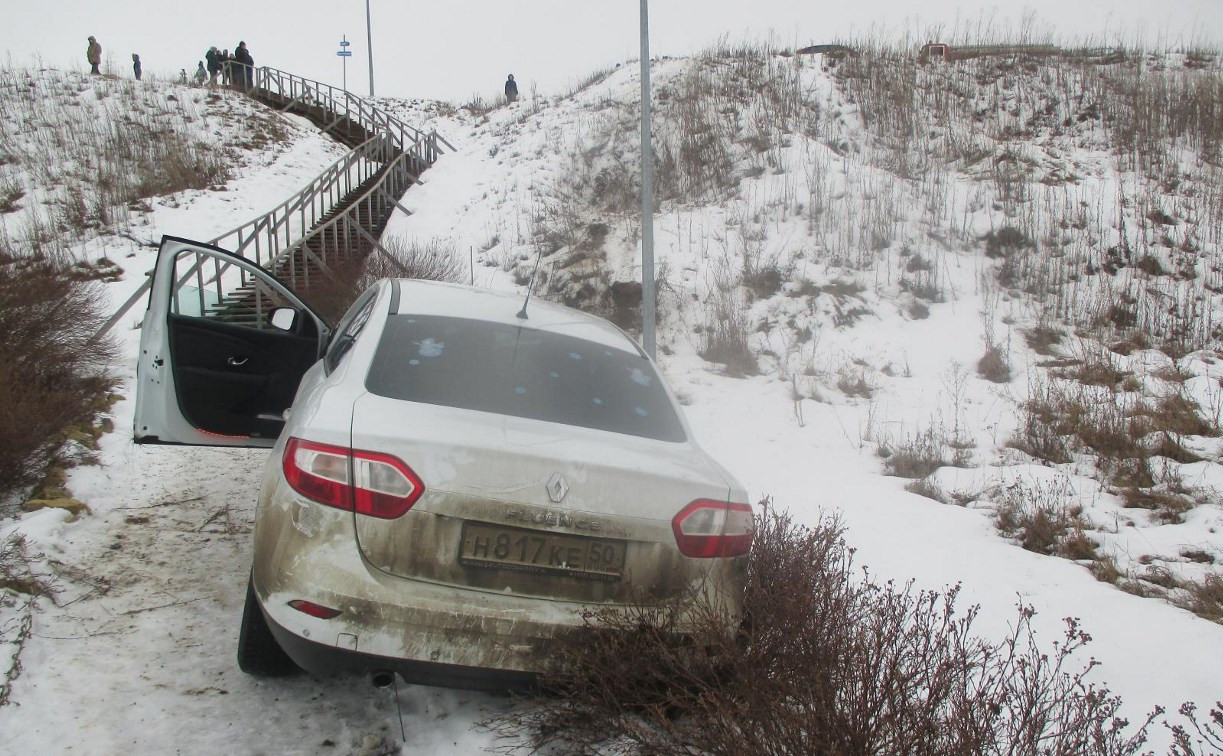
[455,39,1223,621]
[0,66,302,509]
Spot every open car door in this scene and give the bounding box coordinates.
[133,236,331,447]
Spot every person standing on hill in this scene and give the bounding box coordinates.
[86,36,102,75]
[233,41,254,89]
[205,47,220,86]
[132,53,142,81]
[194,61,207,86]
[504,73,519,103]
[220,49,231,86]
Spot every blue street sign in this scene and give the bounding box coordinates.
[337,51,353,56]
[340,40,350,47]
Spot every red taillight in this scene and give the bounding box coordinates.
[288,599,342,619]
[672,499,754,558]
[283,437,424,519]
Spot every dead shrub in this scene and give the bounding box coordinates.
[360,235,467,287]
[1174,574,1223,623]
[699,282,757,377]
[993,479,1090,557]
[1146,433,1204,463]
[1133,255,1167,276]
[1024,324,1065,356]
[1119,488,1195,524]
[1091,554,1124,585]
[491,504,1159,754]
[1136,394,1217,437]
[1167,701,1223,754]
[1059,528,1101,561]
[742,265,784,299]
[977,343,1012,383]
[983,226,1035,259]
[1062,352,1129,388]
[879,430,948,479]
[0,533,58,706]
[904,477,949,503]
[1179,548,1215,565]
[835,367,873,398]
[0,257,117,500]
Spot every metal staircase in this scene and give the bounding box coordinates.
[97,66,452,337]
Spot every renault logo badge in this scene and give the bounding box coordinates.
[546,473,569,503]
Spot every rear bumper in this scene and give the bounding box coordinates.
[261,604,537,692]
[251,474,746,689]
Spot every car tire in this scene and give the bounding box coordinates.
[237,577,300,676]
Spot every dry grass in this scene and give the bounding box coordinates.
[360,235,467,288]
[993,478,1095,559]
[0,66,273,261]
[878,429,949,479]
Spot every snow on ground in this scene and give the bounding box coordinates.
[2,58,1223,754]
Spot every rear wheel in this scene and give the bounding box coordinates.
[237,577,299,676]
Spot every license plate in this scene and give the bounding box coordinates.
[459,522,626,581]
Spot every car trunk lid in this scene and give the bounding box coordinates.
[349,395,736,604]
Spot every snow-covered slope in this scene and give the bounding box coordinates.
[2,50,1222,753]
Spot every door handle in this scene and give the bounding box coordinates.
[228,356,249,367]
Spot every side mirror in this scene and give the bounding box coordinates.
[269,307,297,332]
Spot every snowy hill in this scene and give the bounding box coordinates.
[2,43,1223,753]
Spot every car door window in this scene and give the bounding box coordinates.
[166,248,321,438]
[170,249,312,334]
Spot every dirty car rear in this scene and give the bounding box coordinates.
[250,280,751,689]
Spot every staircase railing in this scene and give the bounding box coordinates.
[232,63,452,163]
[268,149,422,291]
[214,132,401,270]
[94,73,450,339]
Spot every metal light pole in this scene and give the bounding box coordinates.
[639,0,656,359]
[365,0,376,96]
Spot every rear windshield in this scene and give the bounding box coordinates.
[365,315,686,442]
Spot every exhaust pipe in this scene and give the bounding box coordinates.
[370,670,396,689]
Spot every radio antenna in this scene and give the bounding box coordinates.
[516,246,545,320]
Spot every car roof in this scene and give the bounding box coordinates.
[389,279,642,354]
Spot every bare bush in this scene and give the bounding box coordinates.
[491,504,1159,755]
[0,257,117,499]
[360,235,467,288]
[878,429,948,479]
[699,278,757,377]
[993,477,1096,559]
[978,343,1012,383]
[1168,701,1223,755]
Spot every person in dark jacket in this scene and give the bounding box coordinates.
[205,47,220,86]
[233,41,254,89]
[504,73,519,103]
[220,49,231,86]
[86,36,102,75]
[132,53,142,80]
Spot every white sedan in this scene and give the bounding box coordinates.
[134,236,752,690]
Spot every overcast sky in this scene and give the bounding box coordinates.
[4,1,1222,102]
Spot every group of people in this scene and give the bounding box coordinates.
[202,43,254,87]
[89,34,516,104]
[85,35,253,89]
